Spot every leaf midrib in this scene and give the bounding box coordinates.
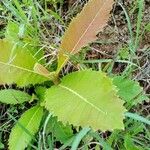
[71,0,109,53]
[15,107,41,149]
[59,0,110,70]
[0,61,49,78]
[59,84,107,114]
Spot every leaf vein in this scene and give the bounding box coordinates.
[59,85,106,114]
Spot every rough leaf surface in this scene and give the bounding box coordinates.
[113,76,149,106]
[45,70,126,131]
[0,39,49,86]
[0,89,31,104]
[9,106,43,150]
[57,0,114,72]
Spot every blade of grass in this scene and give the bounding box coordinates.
[134,0,144,51]
[59,136,76,150]
[71,128,91,150]
[89,131,113,150]
[13,0,27,21]
[2,0,26,23]
[42,113,52,150]
[125,112,150,125]
[118,2,134,54]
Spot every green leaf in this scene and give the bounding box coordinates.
[124,135,143,150]
[5,21,21,41]
[0,39,50,86]
[0,89,31,104]
[5,21,44,62]
[45,70,126,131]
[8,105,43,150]
[145,23,150,32]
[125,112,150,126]
[0,141,4,149]
[71,127,90,150]
[35,86,47,102]
[113,76,149,106]
[46,117,73,143]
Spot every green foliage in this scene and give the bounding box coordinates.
[107,120,147,150]
[0,89,31,104]
[113,76,149,106]
[125,112,150,126]
[0,39,49,86]
[145,23,150,32]
[0,0,148,149]
[46,117,74,143]
[5,21,26,42]
[45,70,126,130]
[0,141,4,149]
[118,47,130,60]
[71,127,91,150]
[124,135,143,150]
[5,21,44,62]
[35,86,47,102]
[8,106,43,150]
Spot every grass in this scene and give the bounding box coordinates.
[0,0,150,149]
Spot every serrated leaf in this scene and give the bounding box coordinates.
[0,89,31,104]
[113,76,149,106]
[45,70,126,131]
[46,117,73,143]
[0,39,50,86]
[57,0,114,72]
[8,106,43,150]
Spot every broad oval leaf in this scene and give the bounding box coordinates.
[8,106,43,150]
[45,70,126,131]
[0,89,31,104]
[57,0,114,72]
[0,39,50,86]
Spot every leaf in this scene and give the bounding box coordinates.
[124,135,143,150]
[57,0,114,73]
[46,117,74,143]
[0,39,50,86]
[0,141,4,149]
[34,63,53,78]
[5,21,21,41]
[113,76,149,106]
[125,112,150,126]
[0,89,31,104]
[35,86,47,102]
[8,106,43,150]
[45,70,126,131]
[71,127,91,150]
[5,21,44,62]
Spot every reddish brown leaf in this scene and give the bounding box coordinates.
[34,63,55,79]
[57,0,114,73]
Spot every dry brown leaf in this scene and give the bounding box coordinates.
[57,0,114,73]
[34,63,53,78]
